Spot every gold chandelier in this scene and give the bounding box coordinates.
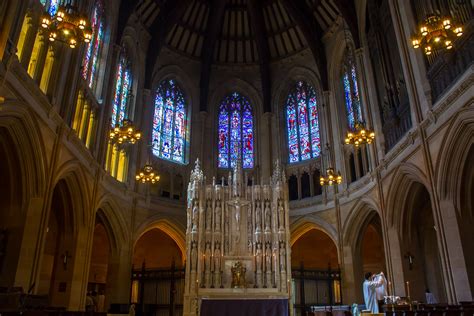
[40,4,92,48]
[344,122,375,147]
[320,167,342,186]
[135,164,160,184]
[109,119,141,145]
[412,14,463,55]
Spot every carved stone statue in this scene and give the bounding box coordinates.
[205,242,211,271]
[213,242,221,271]
[191,241,197,271]
[215,200,221,231]
[206,200,212,231]
[192,201,199,231]
[256,242,262,271]
[255,201,262,231]
[231,261,246,288]
[264,201,271,231]
[279,242,286,271]
[278,200,284,229]
[265,243,272,272]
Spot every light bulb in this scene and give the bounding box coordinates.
[443,19,451,29]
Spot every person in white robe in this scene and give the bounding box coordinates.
[374,273,388,310]
[363,272,384,313]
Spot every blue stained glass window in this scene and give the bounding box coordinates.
[152,79,187,163]
[218,92,254,169]
[47,0,59,16]
[286,81,321,163]
[111,53,131,127]
[82,0,105,91]
[342,52,363,130]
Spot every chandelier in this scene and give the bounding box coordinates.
[135,164,160,184]
[320,167,342,186]
[412,14,463,55]
[40,4,92,48]
[109,119,141,145]
[345,122,375,147]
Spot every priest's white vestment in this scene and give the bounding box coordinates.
[363,274,384,313]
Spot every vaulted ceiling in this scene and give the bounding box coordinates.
[116,0,360,111]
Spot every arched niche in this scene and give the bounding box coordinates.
[401,182,445,303]
[133,228,183,269]
[291,228,338,270]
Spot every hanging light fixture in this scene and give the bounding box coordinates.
[341,22,375,148]
[320,167,342,186]
[109,119,142,145]
[412,14,463,55]
[40,3,92,48]
[344,122,375,147]
[135,164,160,184]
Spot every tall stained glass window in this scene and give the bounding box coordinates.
[218,92,254,169]
[82,0,104,90]
[111,53,131,127]
[342,51,363,129]
[286,81,321,163]
[40,0,59,16]
[152,79,187,163]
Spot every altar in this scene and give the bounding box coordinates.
[183,159,291,315]
[200,298,288,316]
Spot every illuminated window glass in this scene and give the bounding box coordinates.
[286,81,321,163]
[111,52,131,127]
[342,52,363,129]
[218,92,254,169]
[152,79,187,163]
[82,0,104,90]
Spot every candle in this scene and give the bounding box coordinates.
[406,281,410,298]
[388,281,391,296]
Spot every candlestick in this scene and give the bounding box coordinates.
[388,280,391,296]
[405,281,410,298]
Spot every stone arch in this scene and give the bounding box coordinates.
[386,168,446,302]
[343,200,385,303]
[53,161,93,232]
[343,198,381,245]
[436,107,474,210]
[385,162,430,230]
[0,102,46,204]
[290,217,339,270]
[134,217,187,265]
[290,216,338,248]
[435,107,474,297]
[94,198,130,256]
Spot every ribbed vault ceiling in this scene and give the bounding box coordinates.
[117,0,360,111]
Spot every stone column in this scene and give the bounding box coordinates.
[437,199,472,301]
[261,112,272,182]
[106,242,133,310]
[355,47,386,160]
[354,48,379,168]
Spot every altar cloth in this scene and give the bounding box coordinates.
[200,298,288,316]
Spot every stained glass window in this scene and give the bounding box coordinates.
[43,0,59,16]
[218,92,254,169]
[342,51,363,130]
[82,0,104,90]
[152,79,187,163]
[111,53,131,127]
[286,81,321,163]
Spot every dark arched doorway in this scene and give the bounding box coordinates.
[291,228,341,316]
[132,228,184,316]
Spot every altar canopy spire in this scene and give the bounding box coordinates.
[183,160,291,315]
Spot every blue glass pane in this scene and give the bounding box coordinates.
[152,79,187,163]
[286,81,321,163]
[218,93,254,169]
